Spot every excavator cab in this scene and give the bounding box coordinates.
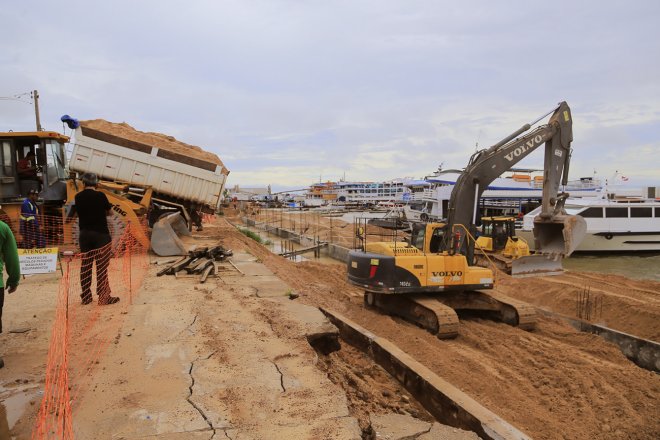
[409,222,446,253]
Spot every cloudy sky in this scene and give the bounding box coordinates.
[2,0,659,191]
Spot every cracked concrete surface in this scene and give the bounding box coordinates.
[71,250,361,439]
[188,351,217,437]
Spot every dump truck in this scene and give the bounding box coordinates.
[0,119,229,255]
[67,119,230,255]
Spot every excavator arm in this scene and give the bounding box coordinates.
[442,102,586,266]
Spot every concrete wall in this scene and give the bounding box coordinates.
[322,309,530,440]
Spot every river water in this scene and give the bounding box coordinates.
[563,253,660,282]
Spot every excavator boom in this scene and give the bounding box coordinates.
[346,102,587,338]
[444,101,586,273]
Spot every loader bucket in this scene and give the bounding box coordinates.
[511,254,564,277]
[150,212,192,256]
[533,214,587,257]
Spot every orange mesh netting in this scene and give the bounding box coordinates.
[201,213,216,224]
[0,210,150,439]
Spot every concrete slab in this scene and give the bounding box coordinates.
[370,413,432,439]
[72,251,361,439]
[230,260,278,276]
[419,423,481,440]
[272,298,339,338]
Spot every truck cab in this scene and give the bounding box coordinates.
[0,131,69,204]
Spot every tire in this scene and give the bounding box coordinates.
[604,233,613,240]
[420,213,429,222]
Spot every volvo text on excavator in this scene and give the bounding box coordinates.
[346,101,587,338]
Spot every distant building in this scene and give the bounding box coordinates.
[229,185,271,201]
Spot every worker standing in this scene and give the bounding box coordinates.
[0,220,20,368]
[71,173,120,306]
[19,189,44,248]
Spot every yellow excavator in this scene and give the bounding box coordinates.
[347,102,587,338]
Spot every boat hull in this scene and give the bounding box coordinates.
[517,230,660,253]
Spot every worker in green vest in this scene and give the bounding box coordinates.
[0,220,20,368]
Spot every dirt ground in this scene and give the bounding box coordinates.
[246,208,660,341]
[229,207,660,440]
[1,208,658,439]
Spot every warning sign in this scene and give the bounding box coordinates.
[18,247,59,274]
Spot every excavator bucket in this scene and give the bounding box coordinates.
[511,214,587,277]
[150,212,192,256]
[533,214,587,256]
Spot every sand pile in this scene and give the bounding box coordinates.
[80,119,228,173]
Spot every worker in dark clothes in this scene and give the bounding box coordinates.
[70,173,120,306]
[20,188,44,248]
[0,220,20,368]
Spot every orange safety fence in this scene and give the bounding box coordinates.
[201,212,216,224]
[0,211,150,439]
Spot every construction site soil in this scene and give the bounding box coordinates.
[228,208,660,440]
[1,209,657,439]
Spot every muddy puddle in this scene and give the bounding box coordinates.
[0,383,41,436]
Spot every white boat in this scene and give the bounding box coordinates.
[304,178,430,207]
[518,187,660,252]
[403,168,603,220]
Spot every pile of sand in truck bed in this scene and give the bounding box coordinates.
[80,119,228,173]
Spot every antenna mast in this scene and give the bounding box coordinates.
[33,90,42,131]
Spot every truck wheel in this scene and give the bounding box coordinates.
[420,213,429,222]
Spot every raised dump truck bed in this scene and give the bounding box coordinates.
[69,124,228,213]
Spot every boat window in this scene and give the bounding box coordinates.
[656,207,660,218]
[605,207,628,218]
[580,207,603,218]
[564,206,583,215]
[631,207,652,218]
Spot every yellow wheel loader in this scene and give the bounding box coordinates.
[347,102,587,338]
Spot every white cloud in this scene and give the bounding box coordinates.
[2,0,659,191]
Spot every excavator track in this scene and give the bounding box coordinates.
[364,293,459,339]
[483,290,537,330]
[436,289,537,331]
[365,289,537,338]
